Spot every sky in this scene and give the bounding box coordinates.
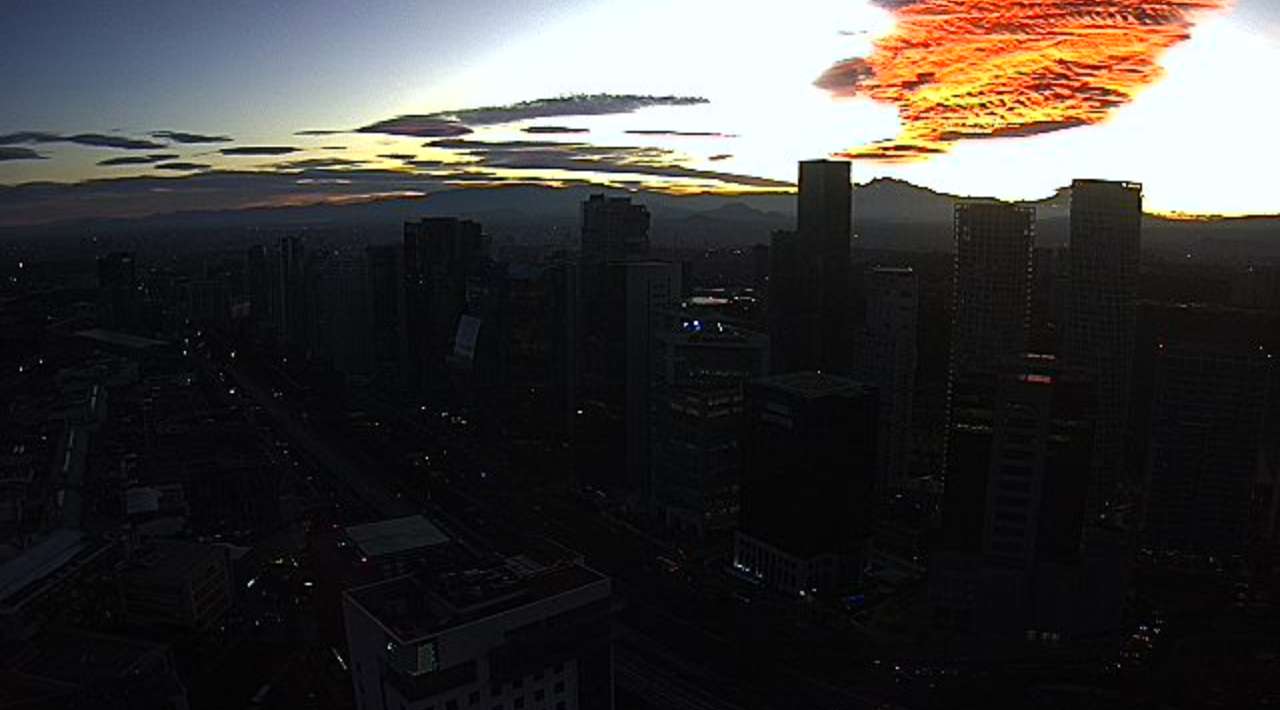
[2,0,1279,225]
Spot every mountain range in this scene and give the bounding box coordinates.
[4,179,1277,260]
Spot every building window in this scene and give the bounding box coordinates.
[554,681,565,694]
[469,691,480,705]
[513,698,524,709]
[534,690,545,702]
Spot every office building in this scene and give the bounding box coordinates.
[277,235,307,350]
[538,257,582,442]
[580,194,650,266]
[950,201,1035,379]
[448,258,511,399]
[244,243,276,340]
[344,558,613,710]
[317,250,373,378]
[401,218,488,395]
[734,372,877,596]
[186,279,230,325]
[931,356,1118,641]
[769,161,852,373]
[853,266,919,491]
[652,322,769,535]
[1030,246,1068,354]
[1145,341,1271,555]
[1061,179,1142,507]
[2,628,189,710]
[120,541,232,631]
[0,530,119,641]
[604,260,682,498]
[366,244,401,382]
[97,251,140,332]
[945,201,1035,543]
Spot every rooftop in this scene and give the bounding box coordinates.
[347,561,607,644]
[0,529,112,609]
[756,371,870,399]
[345,515,451,559]
[124,540,223,582]
[8,629,168,683]
[73,328,169,350]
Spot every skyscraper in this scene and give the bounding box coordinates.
[365,244,401,382]
[543,257,581,443]
[734,372,877,597]
[931,356,1114,640]
[945,202,1035,531]
[97,251,139,332]
[579,194,651,366]
[1061,179,1142,507]
[612,260,682,498]
[652,322,769,535]
[854,266,919,491]
[316,250,372,379]
[1145,341,1270,556]
[769,160,852,373]
[950,202,1035,379]
[277,235,309,352]
[580,194,650,266]
[401,217,488,395]
[244,244,273,333]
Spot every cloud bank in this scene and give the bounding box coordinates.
[359,94,708,138]
[0,131,166,150]
[151,130,233,144]
[0,147,47,162]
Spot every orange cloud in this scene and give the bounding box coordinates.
[823,0,1232,161]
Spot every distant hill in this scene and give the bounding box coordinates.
[5,179,1276,260]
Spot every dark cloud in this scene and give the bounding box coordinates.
[154,162,211,171]
[838,141,946,161]
[522,126,590,135]
[322,145,347,151]
[0,132,60,145]
[0,131,164,150]
[359,94,708,138]
[377,153,418,161]
[427,138,790,188]
[151,130,232,144]
[97,153,181,166]
[356,117,473,139]
[0,147,47,161]
[624,129,735,138]
[220,146,301,156]
[294,129,347,136]
[428,138,583,151]
[274,157,369,170]
[708,154,733,162]
[0,153,789,227]
[436,94,708,125]
[813,58,874,96]
[70,133,167,150]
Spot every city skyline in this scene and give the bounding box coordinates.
[4,0,1280,225]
